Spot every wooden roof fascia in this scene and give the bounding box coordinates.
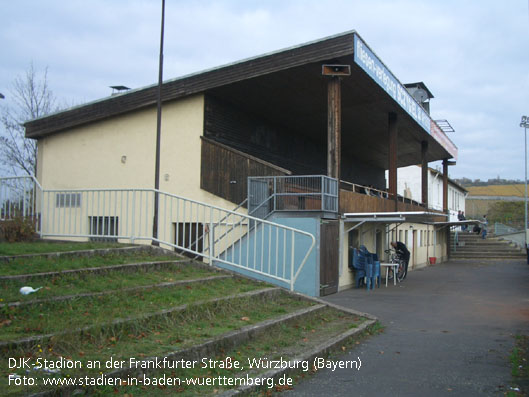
[25,33,356,139]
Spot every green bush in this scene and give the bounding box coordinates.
[0,216,37,242]
[488,201,524,228]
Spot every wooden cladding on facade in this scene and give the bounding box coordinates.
[204,95,326,176]
[200,137,290,206]
[339,189,429,214]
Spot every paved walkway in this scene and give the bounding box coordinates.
[287,259,529,396]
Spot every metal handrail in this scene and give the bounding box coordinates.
[1,177,315,291]
[248,175,338,219]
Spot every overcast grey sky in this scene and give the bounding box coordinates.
[1,0,528,181]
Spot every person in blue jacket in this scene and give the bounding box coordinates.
[481,215,488,239]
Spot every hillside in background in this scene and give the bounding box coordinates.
[455,177,523,187]
[461,181,525,229]
[466,184,525,197]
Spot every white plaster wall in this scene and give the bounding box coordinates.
[388,165,466,222]
[339,221,447,291]
[35,94,247,245]
[37,94,238,211]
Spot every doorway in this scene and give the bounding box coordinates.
[320,220,339,296]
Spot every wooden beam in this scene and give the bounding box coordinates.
[327,77,341,181]
[421,140,428,208]
[388,112,398,211]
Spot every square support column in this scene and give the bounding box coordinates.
[443,158,449,213]
[327,77,341,181]
[421,141,429,208]
[388,112,398,211]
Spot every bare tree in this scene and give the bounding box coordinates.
[0,63,60,176]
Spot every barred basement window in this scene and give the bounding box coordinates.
[89,216,119,242]
[56,193,81,208]
[174,222,204,260]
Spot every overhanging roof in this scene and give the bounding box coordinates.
[344,211,448,224]
[24,30,458,169]
[427,220,484,226]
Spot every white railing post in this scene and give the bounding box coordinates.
[321,175,325,211]
[290,230,295,291]
[209,207,214,265]
[131,190,136,244]
[0,177,317,295]
[273,176,277,212]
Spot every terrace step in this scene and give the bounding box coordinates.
[0,259,193,281]
[29,299,374,397]
[449,232,525,260]
[0,287,282,352]
[0,244,376,396]
[2,275,232,308]
[0,244,164,263]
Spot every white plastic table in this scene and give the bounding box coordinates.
[380,263,399,287]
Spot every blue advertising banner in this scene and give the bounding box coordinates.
[353,34,431,133]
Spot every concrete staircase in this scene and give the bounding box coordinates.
[450,231,526,260]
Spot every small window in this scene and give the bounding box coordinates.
[89,216,119,242]
[56,193,81,208]
[174,222,204,260]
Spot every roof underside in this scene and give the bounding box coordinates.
[25,31,456,170]
[344,211,448,224]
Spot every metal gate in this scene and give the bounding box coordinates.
[248,178,271,219]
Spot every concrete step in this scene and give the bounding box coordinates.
[451,248,522,253]
[450,242,522,248]
[450,255,527,261]
[452,238,515,245]
[451,236,505,242]
[451,246,523,253]
[449,231,525,260]
[450,241,522,247]
[450,250,525,256]
[451,233,498,238]
[451,250,525,256]
[451,249,524,255]
[450,252,524,256]
[451,242,520,247]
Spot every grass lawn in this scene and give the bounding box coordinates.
[0,240,372,396]
[0,293,315,395]
[0,278,262,342]
[0,251,179,276]
[91,307,366,396]
[0,241,128,256]
[508,334,529,396]
[0,264,218,303]
[1,302,363,396]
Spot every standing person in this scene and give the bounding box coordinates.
[457,211,464,231]
[481,215,488,239]
[390,241,410,279]
[461,211,467,232]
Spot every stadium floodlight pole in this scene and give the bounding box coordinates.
[521,115,529,263]
[152,0,165,246]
